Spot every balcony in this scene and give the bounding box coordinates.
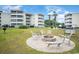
[65,19,72,22]
[26,13,32,18]
[11,19,16,22]
[11,10,23,13]
[26,23,30,26]
[17,19,23,22]
[11,13,23,16]
[26,21,30,22]
[38,14,44,16]
[11,15,23,18]
[17,23,23,25]
[65,14,72,17]
[65,23,72,25]
[38,24,44,27]
[38,16,44,19]
[26,18,31,19]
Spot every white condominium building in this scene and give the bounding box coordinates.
[0,11,11,27]
[10,10,25,27]
[65,13,79,33]
[31,14,44,27]
[0,11,2,27]
[0,10,44,28]
[25,13,33,27]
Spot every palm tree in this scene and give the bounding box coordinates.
[53,11,57,28]
[48,14,51,27]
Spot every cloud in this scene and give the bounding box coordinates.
[57,14,65,23]
[46,6,63,15]
[1,5,22,13]
[45,6,70,23]
[64,10,70,14]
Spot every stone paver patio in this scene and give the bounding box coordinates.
[26,36,75,53]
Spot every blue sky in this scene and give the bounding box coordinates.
[21,5,79,14]
[0,5,79,23]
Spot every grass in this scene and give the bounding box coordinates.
[0,27,79,54]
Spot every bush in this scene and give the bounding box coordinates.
[51,26,53,28]
[10,26,15,28]
[30,25,34,28]
[19,25,28,29]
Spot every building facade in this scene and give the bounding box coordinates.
[10,10,25,27]
[0,11,2,27]
[0,10,44,28]
[65,13,79,34]
[31,14,44,27]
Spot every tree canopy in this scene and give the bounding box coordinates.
[44,19,64,28]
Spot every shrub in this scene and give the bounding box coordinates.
[51,26,53,28]
[30,25,34,28]
[19,25,29,29]
[10,26,15,28]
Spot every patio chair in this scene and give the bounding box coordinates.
[31,31,38,40]
[40,30,46,35]
[47,37,65,47]
[59,34,72,46]
[47,30,52,35]
[64,34,72,45]
[31,30,43,40]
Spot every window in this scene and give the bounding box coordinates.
[66,21,72,23]
[38,21,43,22]
[26,21,30,22]
[65,14,72,17]
[68,18,72,20]
[11,19,16,22]
[11,10,23,13]
[17,19,23,22]
[11,10,16,13]
[26,18,30,19]
[17,15,23,17]
[17,11,23,13]
[38,14,44,16]
[38,24,43,25]
[17,23,23,25]
[0,13,1,15]
[0,11,2,13]
[66,25,72,28]
[68,14,72,16]
[11,15,16,17]
[26,14,31,16]
[65,18,72,20]
[26,24,30,25]
[38,18,43,19]
[11,23,16,26]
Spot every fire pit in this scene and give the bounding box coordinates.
[42,35,56,42]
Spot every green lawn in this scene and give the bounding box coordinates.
[0,28,79,54]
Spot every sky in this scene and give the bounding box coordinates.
[0,5,79,23]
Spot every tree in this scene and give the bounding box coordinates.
[44,19,64,28]
[52,11,57,28]
[44,19,58,27]
[3,27,7,33]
